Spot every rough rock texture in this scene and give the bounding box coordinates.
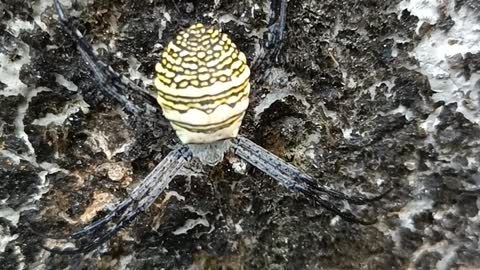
[1,0,479,269]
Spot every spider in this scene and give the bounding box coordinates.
[42,0,391,254]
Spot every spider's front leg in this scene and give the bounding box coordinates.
[232,136,391,225]
[252,0,288,71]
[53,0,159,117]
[42,146,192,254]
[267,0,288,60]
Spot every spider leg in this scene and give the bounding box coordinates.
[42,146,192,254]
[298,188,377,225]
[233,136,391,203]
[71,146,191,239]
[53,0,158,116]
[266,0,287,62]
[298,175,393,204]
[252,0,287,71]
[232,136,390,224]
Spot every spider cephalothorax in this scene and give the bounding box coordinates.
[42,0,391,254]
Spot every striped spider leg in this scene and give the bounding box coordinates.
[53,0,159,117]
[42,145,192,254]
[232,137,392,225]
[258,0,288,67]
[44,0,390,254]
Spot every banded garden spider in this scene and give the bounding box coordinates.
[42,0,391,254]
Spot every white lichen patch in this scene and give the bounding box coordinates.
[32,0,55,33]
[31,95,90,126]
[419,105,443,144]
[127,56,153,86]
[83,129,132,160]
[172,205,210,235]
[172,217,210,235]
[0,41,31,97]
[407,241,459,270]
[254,67,310,120]
[0,207,21,227]
[403,1,480,124]
[389,7,480,266]
[5,18,35,38]
[398,0,442,34]
[382,105,415,121]
[0,228,18,253]
[397,198,434,231]
[54,73,79,92]
[116,254,134,270]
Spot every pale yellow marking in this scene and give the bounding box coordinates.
[181,62,199,70]
[191,80,199,87]
[231,60,243,70]
[164,70,176,78]
[179,49,190,57]
[218,57,233,69]
[156,63,166,74]
[179,81,189,88]
[157,75,172,84]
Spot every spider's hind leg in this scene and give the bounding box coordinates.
[232,136,391,225]
[41,146,192,254]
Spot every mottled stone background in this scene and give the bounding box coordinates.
[1,0,479,269]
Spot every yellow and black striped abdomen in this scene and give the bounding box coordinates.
[154,23,250,144]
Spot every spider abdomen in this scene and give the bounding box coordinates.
[154,23,251,144]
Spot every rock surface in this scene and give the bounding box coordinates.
[1,0,479,269]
